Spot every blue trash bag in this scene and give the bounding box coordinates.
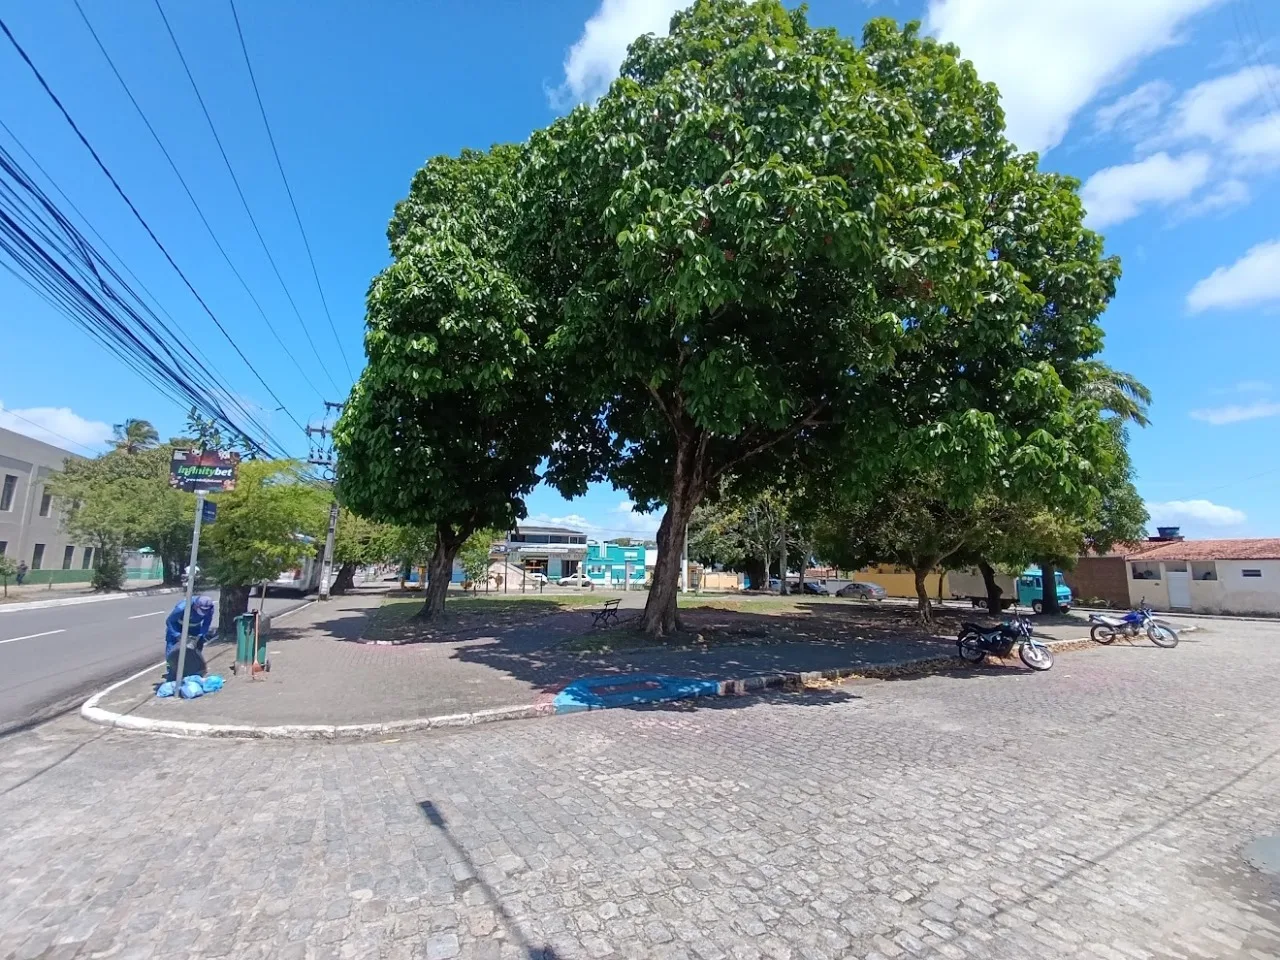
[179,678,204,699]
[201,675,224,693]
[156,680,176,698]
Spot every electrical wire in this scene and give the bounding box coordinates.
[228,0,357,383]
[151,0,350,390]
[71,0,333,402]
[0,14,310,447]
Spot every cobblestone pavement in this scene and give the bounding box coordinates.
[2,619,1278,959]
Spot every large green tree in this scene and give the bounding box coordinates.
[47,444,195,587]
[330,509,402,595]
[201,460,328,627]
[335,145,555,618]
[519,1,1011,634]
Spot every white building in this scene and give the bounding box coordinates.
[1126,538,1280,616]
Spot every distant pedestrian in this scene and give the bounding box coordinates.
[15,561,28,585]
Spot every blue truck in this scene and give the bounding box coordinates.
[950,566,1072,614]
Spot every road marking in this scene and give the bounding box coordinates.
[128,610,167,620]
[0,628,66,645]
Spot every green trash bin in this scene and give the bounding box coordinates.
[233,612,268,674]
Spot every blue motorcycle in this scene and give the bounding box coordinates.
[1088,600,1178,648]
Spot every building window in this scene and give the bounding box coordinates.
[1130,561,1161,580]
[0,540,7,557]
[39,490,52,517]
[1242,569,1263,579]
[0,474,16,512]
[31,543,45,570]
[82,546,95,569]
[62,545,75,569]
[1190,561,1217,581]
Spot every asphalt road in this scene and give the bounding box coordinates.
[0,589,307,732]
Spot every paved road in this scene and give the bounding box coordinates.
[0,590,307,731]
[1,617,1277,959]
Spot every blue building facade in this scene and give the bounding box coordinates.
[584,541,648,586]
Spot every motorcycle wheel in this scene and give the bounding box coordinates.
[1019,643,1054,671]
[958,634,986,663]
[1090,624,1116,645]
[1147,624,1179,648]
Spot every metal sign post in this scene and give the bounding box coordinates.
[173,490,206,686]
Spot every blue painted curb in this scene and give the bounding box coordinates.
[553,674,721,714]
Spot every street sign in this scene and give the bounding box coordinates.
[169,449,240,492]
[201,500,217,525]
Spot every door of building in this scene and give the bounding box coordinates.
[1166,570,1191,609]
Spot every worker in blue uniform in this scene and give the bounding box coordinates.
[164,596,215,679]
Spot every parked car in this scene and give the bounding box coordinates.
[796,581,829,595]
[837,581,887,601]
[557,572,596,589]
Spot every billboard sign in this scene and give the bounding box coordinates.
[170,449,240,492]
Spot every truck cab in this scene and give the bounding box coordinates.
[1016,567,1072,613]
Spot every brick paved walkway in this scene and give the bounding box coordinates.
[93,586,1104,727]
[2,618,1277,958]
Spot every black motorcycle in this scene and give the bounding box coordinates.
[957,614,1053,671]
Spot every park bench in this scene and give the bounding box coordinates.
[591,598,622,628]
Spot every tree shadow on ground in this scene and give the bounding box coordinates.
[417,800,562,959]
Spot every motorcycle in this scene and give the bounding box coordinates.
[957,613,1053,671]
[1088,600,1178,648]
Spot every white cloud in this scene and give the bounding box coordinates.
[1226,114,1280,168]
[1080,151,1211,227]
[1231,380,1271,394]
[0,402,111,452]
[1094,80,1173,138]
[1178,176,1250,218]
[1186,239,1280,313]
[1169,65,1280,143]
[1189,401,1280,425]
[527,501,661,540]
[1148,499,1247,526]
[924,0,1223,154]
[550,0,683,107]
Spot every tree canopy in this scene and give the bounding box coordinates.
[335,144,556,618]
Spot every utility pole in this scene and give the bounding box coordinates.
[680,521,689,593]
[307,401,343,600]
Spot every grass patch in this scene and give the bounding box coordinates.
[364,592,603,644]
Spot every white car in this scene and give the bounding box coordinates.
[526,572,548,584]
[557,572,596,589]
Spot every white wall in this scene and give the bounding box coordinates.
[1216,560,1280,615]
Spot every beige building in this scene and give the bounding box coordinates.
[1127,538,1280,616]
[0,426,89,578]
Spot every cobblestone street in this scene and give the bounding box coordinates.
[2,620,1278,960]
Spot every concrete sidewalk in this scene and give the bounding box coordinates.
[83,585,1127,737]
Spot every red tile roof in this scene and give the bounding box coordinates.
[1129,538,1280,561]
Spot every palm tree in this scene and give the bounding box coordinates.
[1078,361,1152,428]
[112,418,160,454]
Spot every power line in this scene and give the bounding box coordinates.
[0,121,289,457]
[151,0,351,389]
[0,14,310,446]
[70,0,333,402]
[228,0,357,383]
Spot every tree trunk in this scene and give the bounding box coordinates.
[745,556,766,591]
[1039,560,1062,615]
[778,534,789,595]
[419,526,466,620]
[640,447,703,636]
[913,567,932,623]
[330,562,357,595]
[978,559,1003,614]
[217,583,252,639]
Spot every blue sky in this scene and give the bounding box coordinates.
[1,0,1277,540]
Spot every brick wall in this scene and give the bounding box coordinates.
[1064,556,1129,607]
